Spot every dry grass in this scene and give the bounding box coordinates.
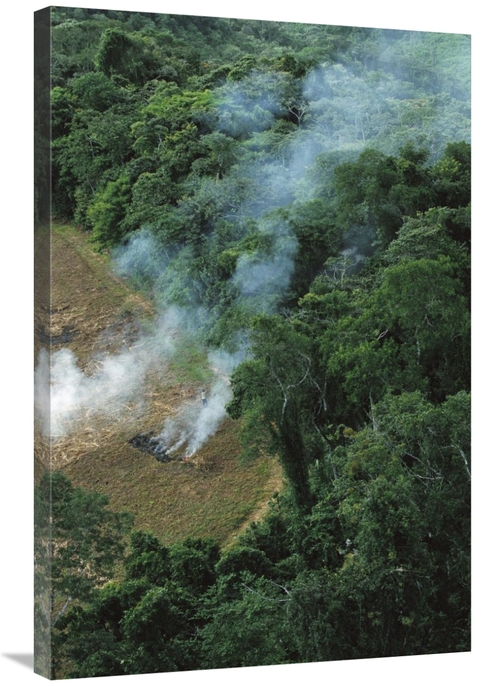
[39,223,282,546]
[63,416,282,547]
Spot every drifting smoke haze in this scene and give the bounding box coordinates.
[35,28,470,454]
[35,307,180,438]
[34,349,51,438]
[154,347,247,457]
[34,225,251,454]
[232,218,298,312]
[158,379,232,457]
[114,228,171,285]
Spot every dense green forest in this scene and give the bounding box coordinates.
[35,7,470,678]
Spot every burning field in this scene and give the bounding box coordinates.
[35,224,281,546]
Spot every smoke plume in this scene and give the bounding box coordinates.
[35,33,470,455]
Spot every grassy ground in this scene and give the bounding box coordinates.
[39,223,282,547]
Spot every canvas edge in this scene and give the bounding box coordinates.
[34,5,52,679]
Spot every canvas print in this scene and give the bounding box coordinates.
[34,5,471,679]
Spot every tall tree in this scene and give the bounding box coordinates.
[35,471,132,641]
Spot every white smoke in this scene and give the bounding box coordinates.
[156,345,248,457]
[35,308,181,439]
[49,346,147,437]
[186,379,233,456]
[158,378,232,458]
[34,348,51,437]
[36,38,470,454]
[232,231,298,312]
[114,227,170,283]
[216,69,288,138]
[34,296,247,456]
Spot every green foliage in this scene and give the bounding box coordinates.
[375,256,470,397]
[51,86,74,138]
[288,198,342,295]
[228,315,323,511]
[168,538,221,594]
[118,582,197,673]
[432,140,471,209]
[35,469,132,675]
[88,175,132,248]
[384,207,468,264]
[333,143,442,250]
[216,545,273,580]
[199,578,291,668]
[47,10,470,674]
[125,530,171,585]
[41,470,132,609]
[69,71,124,111]
[95,27,161,84]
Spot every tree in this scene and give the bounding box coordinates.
[431,141,471,228]
[35,471,132,628]
[333,147,400,251]
[388,143,436,222]
[228,315,324,512]
[190,131,239,180]
[95,27,161,85]
[359,391,471,652]
[119,582,198,673]
[200,577,291,668]
[320,248,469,428]
[88,174,133,248]
[57,579,197,677]
[288,198,343,296]
[55,531,220,677]
[168,538,220,594]
[35,471,132,676]
[374,256,470,399]
[124,530,172,586]
[68,71,123,112]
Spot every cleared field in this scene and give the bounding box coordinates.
[38,223,281,547]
